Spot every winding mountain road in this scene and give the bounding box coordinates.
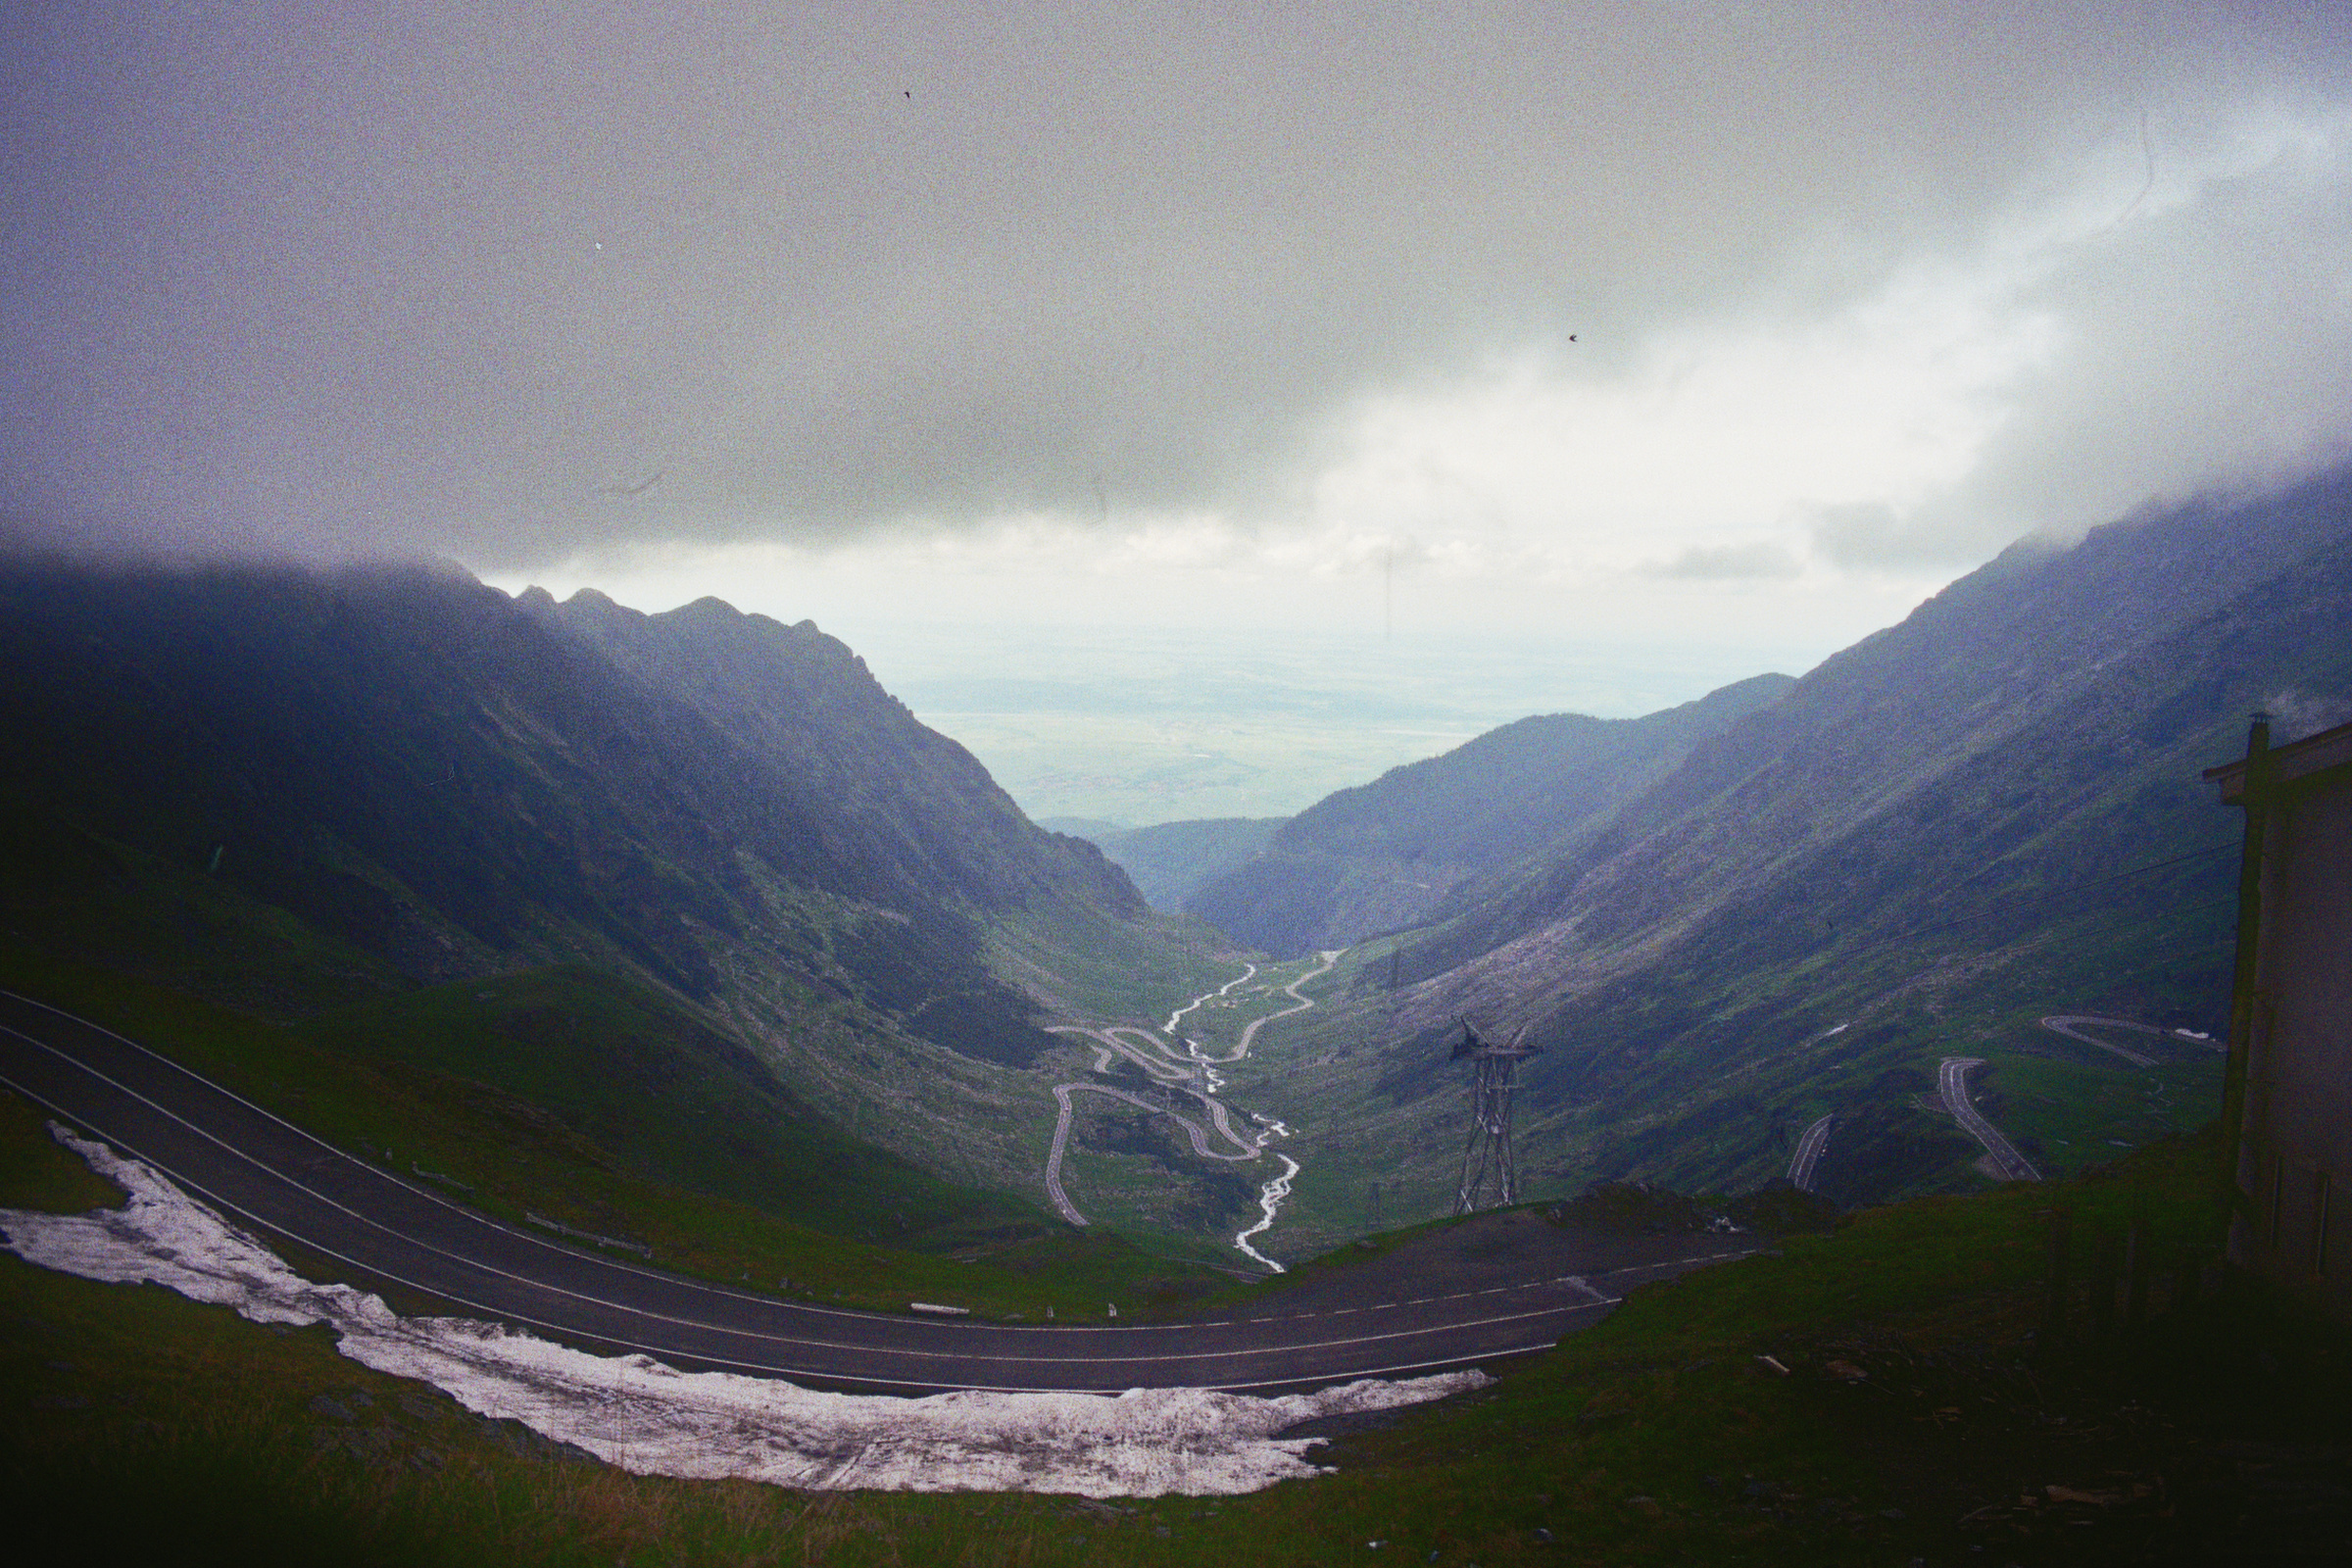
[0,988,1737,1396]
[1788,1113,1834,1193]
[1220,952,1339,1062]
[1041,953,1340,1264]
[1042,1080,1263,1228]
[2036,1015,2164,1067]
[1937,1056,2040,1183]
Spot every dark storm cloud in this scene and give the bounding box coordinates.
[4,2,2349,567]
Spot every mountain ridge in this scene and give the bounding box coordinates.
[519,587,1144,922]
[0,561,1200,1220]
[1185,672,1797,956]
[1241,466,2349,1243]
[1070,816,1287,911]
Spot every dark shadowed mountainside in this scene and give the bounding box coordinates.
[0,562,1190,1221]
[1186,674,1795,956]
[522,589,1143,925]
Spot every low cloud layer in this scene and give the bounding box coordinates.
[6,3,2350,581]
[1646,541,1804,581]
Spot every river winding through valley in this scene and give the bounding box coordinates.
[1044,951,1342,1272]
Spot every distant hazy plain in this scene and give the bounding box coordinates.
[850,625,1813,825]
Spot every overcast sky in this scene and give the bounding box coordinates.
[7,2,2351,664]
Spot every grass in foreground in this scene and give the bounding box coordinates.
[0,942,1231,1320]
[5,1097,2343,1566]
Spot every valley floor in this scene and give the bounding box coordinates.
[1034,950,1342,1270]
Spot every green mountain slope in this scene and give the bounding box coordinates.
[1076,816,1287,910]
[1251,467,2352,1240]
[0,561,1217,1228]
[290,963,1031,1248]
[1186,673,1795,956]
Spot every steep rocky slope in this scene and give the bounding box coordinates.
[523,589,1141,926]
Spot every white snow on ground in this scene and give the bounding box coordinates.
[0,1126,1487,1495]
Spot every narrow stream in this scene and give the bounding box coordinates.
[1165,963,1256,1035]
[1234,1154,1301,1273]
[1043,954,1337,1271]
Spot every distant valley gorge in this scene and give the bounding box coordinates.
[1071,464,2351,1235]
[1,463,2347,1264]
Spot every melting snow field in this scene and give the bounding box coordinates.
[0,1126,1487,1495]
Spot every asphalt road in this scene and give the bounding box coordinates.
[0,988,1745,1396]
[1937,1055,2041,1183]
[2037,1014,2163,1067]
[1787,1113,1834,1192]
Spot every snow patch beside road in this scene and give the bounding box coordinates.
[0,1126,1485,1495]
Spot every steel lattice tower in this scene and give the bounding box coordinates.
[1451,1018,1542,1214]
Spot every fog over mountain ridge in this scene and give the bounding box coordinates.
[9,3,2351,671]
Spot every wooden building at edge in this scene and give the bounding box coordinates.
[2209,714,2352,1322]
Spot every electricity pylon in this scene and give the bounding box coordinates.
[1451,1017,1542,1214]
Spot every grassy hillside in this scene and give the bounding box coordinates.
[290,964,1042,1250]
[1247,469,2350,1234]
